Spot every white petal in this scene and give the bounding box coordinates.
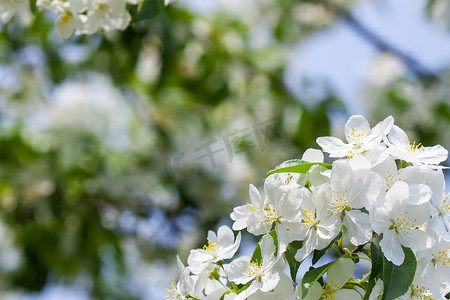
[301,148,324,163]
[374,115,394,136]
[187,249,210,274]
[260,234,276,266]
[416,144,448,165]
[316,137,352,158]
[224,256,252,284]
[428,169,446,206]
[278,188,303,221]
[55,13,76,39]
[344,210,373,245]
[220,231,241,261]
[295,230,317,261]
[249,184,263,208]
[330,160,354,191]
[247,212,272,236]
[380,230,405,265]
[368,280,384,300]
[275,223,289,255]
[388,125,409,149]
[260,271,280,292]
[344,115,371,144]
[407,184,432,205]
[430,216,450,241]
[216,225,234,246]
[399,229,434,251]
[385,181,409,206]
[425,262,442,298]
[400,166,432,185]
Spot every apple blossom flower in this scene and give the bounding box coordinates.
[417,235,450,298]
[232,174,304,254]
[188,225,241,275]
[316,115,393,160]
[316,160,383,245]
[289,186,341,262]
[398,264,441,300]
[386,125,448,167]
[224,234,284,300]
[428,169,450,241]
[371,181,434,265]
[304,258,361,300]
[371,156,433,206]
[164,256,197,300]
[230,184,265,231]
[248,273,295,300]
[246,184,304,254]
[192,264,229,300]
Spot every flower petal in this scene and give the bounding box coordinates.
[379,229,405,265]
[316,136,352,158]
[301,148,324,163]
[344,210,372,245]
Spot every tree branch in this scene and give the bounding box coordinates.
[320,0,439,83]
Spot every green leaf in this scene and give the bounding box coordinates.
[250,243,262,265]
[312,232,341,265]
[264,160,331,181]
[285,241,303,282]
[136,0,165,22]
[382,246,417,300]
[364,236,383,300]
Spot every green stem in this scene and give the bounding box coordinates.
[359,271,371,282]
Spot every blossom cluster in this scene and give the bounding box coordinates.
[0,0,171,39]
[166,115,450,300]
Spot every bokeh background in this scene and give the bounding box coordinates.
[0,0,449,298]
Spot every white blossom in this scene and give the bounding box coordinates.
[187,225,241,275]
[230,184,265,231]
[248,273,295,300]
[386,125,448,167]
[428,169,450,241]
[289,186,341,262]
[224,234,284,300]
[417,235,450,298]
[371,181,434,265]
[164,256,197,300]
[316,160,383,245]
[317,115,393,160]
